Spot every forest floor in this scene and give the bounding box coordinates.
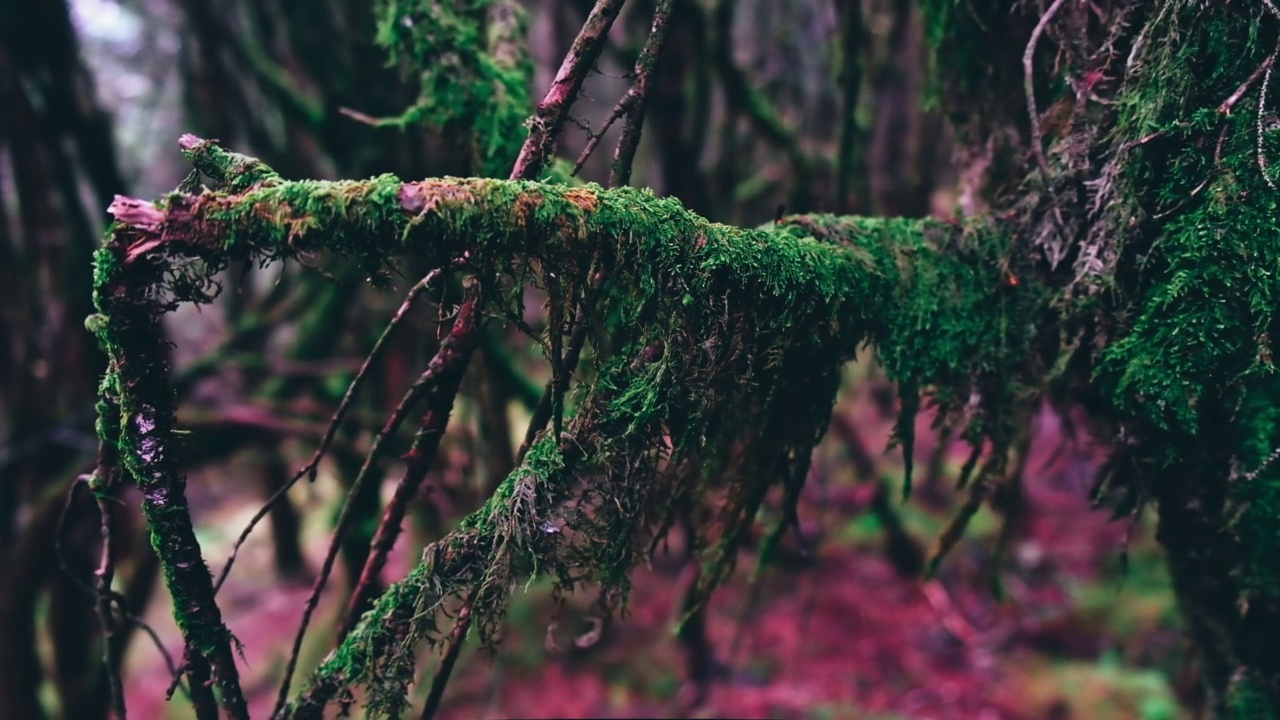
[124,366,1194,720]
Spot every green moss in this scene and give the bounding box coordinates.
[94,164,1044,713]
[1227,669,1278,719]
[373,0,532,177]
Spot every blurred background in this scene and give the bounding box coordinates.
[0,0,1192,717]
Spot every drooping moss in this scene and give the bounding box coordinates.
[95,138,1046,713]
[373,0,533,177]
[106,1,1280,715]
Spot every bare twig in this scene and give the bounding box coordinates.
[93,485,127,718]
[1220,51,1276,115]
[58,461,192,715]
[336,299,485,642]
[509,0,628,181]
[56,473,128,719]
[270,294,479,717]
[515,270,606,463]
[214,270,440,594]
[610,0,675,187]
[1023,0,1067,185]
[571,102,629,175]
[1258,37,1280,190]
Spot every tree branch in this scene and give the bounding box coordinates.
[509,0,628,180]
[100,137,1038,718]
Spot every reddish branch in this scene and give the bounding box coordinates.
[269,296,481,717]
[571,0,676,186]
[508,0,628,180]
[335,298,483,642]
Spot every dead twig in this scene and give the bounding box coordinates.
[214,269,440,595]
[336,299,485,642]
[1023,0,1067,185]
[270,294,479,718]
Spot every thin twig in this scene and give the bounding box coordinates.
[214,270,440,594]
[515,271,606,463]
[58,469,193,712]
[401,5,634,713]
[609,0,676,186]
[270,294,476,718]
[1220,51,1276,115]
[56,475,127,718]
[509,0,628,181]
[336,299,485,642]
[1024,0,1067,185]
[94,487,127,717]
[571,100,631,175]
[1258,37,1280,190]
[419,589,480,720]
[294,0,634,707]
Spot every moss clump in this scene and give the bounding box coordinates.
[373,0,532,177]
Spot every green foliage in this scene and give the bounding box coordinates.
[1099,8,1278,440]
[1091,7,1280,630]
[373,0,532,177]
[1227,668,1279,720]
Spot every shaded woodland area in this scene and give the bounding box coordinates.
[5,0,1280,718]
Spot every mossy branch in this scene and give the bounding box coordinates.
[87,272,249,718]
[92,134,1050,715]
